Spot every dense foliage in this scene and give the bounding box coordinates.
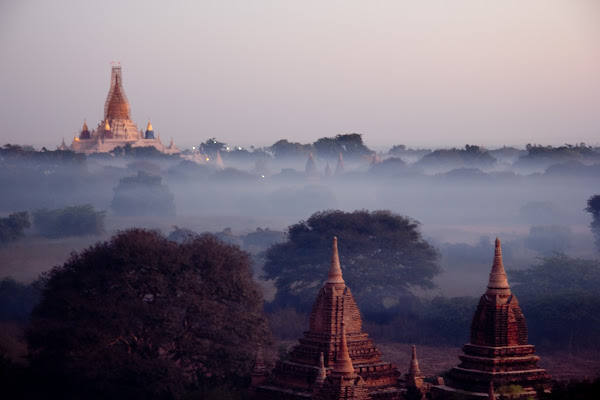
[511,255,600,350]
[0,211,30,244]
[416,145,496,168]
[313,133,372,160]
[0,278,41,321]
[26,229,271,399]
[32,205,105,238]
[111,171,175,216]
[585,194,600,253]
[264,210,440,318]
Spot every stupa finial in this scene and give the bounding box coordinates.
[326,237,345,284]
[486,237,511,295]
[332,322,354,375]
[315,352,327,383]
[488,380,495,399]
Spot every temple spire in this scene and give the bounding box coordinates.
[335,152,345,175]
[146,119,153,131]
[488,381,495,399]
[410,345,421,375]
[326,237,345,284]
[315,352,327,384]
[486,237,511,296]
[406,345,424,390]
[332,322,354,375]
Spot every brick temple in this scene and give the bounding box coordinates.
[431,238,550,399]
[66,65,179,155]
[253,237,405,400]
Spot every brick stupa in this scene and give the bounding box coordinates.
[254,237,404,400]
[313,323,371,400]
[432,238,550,399]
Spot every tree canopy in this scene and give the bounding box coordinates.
[27,229,271,400]
[510,254,600,350]
[111,171,175,216]
[0,211,30,244]
[32,205,105,238]
[263,210,440,317]
[585,195,600,253]
[313,133,371,160]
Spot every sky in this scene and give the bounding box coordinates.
[0,0,599,150]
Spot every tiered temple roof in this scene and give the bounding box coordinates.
[254,237,404,400]
[68,66,179,155]
[431,238,550,399]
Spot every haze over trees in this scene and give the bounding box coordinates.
[263,209,440,319]
[32,205,105,238]
[0,212,30,244]
[111,171,175,216]
[585,195,600,253]
[26,229,271,400]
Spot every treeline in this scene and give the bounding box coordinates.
[0,205,105,244]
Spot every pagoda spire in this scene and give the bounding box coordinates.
[315,352,327,384]
[335,152,345,175]
[486,237,511,296]
[305,152,318,177]
[488,381,495,399]
[332,322,354,375]
[326,237,345,284]
[406,345,424,390]
[410,345,421,375]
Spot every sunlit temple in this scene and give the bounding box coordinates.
[65,65,179,155]
[431,238,550,399]
[252,237,410,400]
[252,237,550,400]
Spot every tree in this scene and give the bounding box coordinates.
[32,205,105,238]
[268,139,314,159]
[524,225,572,255]
[313,133,371,160]
[27,229,271,400]
[510,254,600,350]
[263,210,440,317]
[201,138,227,156]
[0,211,30,244]
[585,195,600,253]
[111,171,175,216]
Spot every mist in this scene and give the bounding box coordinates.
[1,143,597,299]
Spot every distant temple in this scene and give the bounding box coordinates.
[252,237,407,400]
[431,238,550,399]
[67,65,179,155]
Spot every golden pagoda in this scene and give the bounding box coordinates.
[68,65,179,155]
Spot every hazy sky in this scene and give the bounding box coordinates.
[1,0,599,150]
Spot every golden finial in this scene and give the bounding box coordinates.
[104,120,111,130]
[146,119,153,131]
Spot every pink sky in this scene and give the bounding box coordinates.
[1,0,599,150]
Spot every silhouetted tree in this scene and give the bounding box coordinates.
[313,133,371,160]
[268,139,314,159]
[0,212,30,244]
[32,205,105,238]
[263,210,440,318]
[585,195,600,253]
[111,171,175,216]
[539,378,600,400]
[201,138,227,156]
[511,254,600,350]
[27,229,271,400]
